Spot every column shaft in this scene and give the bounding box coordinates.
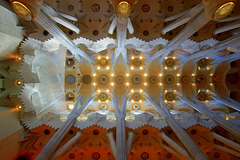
[146,97,208,160]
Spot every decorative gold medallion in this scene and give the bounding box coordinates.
[12,1,32,20]
[214,2,235,20]
[116,1,132,19]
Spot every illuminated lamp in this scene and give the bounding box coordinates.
[17,105,22,109]
[68,104,74,110]
[16,80,22,86]
[16,56,22,61]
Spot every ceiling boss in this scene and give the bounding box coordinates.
[202,0,237,20]
[10,0,43,20]
[109,0,138,20]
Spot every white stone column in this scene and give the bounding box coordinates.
[107,131,117,158]
[126,131,134,156]
[212,53,240,64]
[215,20,240,35]
[109,17,133,63]
[211,96,240,112]
[214,144,240,157]
[163,3,204,34]
[114,18,128,63]
[34,10,93,63]
[35,97,94,160]
[225,97,240,109]
[181,34,240,63]
[113,96,127,160]
[159,143,183,159]
[149,10,210,63]
[210,132,240,152]
[146,97,208,160]
[53,131,82,158]
[218,15,240,22]
[158,132,191,160]
[180,97,240,140]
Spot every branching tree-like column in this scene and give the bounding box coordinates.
[225,96,240,109]
[211,96,240,112]
[112,96,128,160]
[109,16,134,63]
[34,8,94,63]
[212,53,240,64]
[210,132,240,152]
[126,131,134,156]
[146,96,208,160]
[162,3,204,34]
[108,1,135,63]
[107,131,117,158]
[149,10,210,63]
[180,97,240,140]
[219,15,240,23]
[181,34,240,63]
[215,20,240,35]
[115,18,128,63]
[157,132,191,160]
[53,131,82,158]
[35,97,94,160]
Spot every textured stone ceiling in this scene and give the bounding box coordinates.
[5,0,240,159]
[17,0,240,125]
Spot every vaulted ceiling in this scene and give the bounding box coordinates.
[0,0,240,160]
